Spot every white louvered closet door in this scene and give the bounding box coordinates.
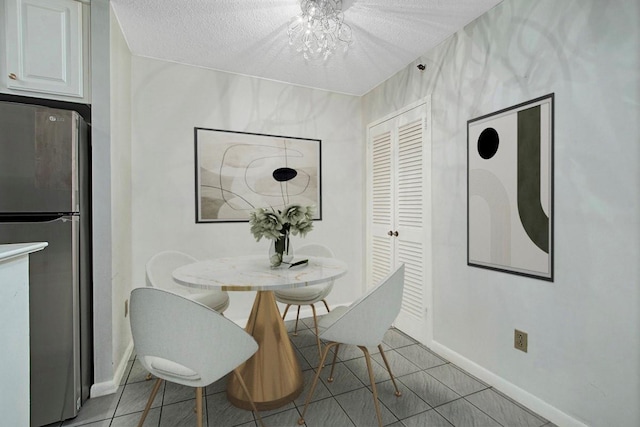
[370,119,395,284]
[367,99,432,345]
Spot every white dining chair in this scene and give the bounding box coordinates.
[274,244,335,358]
[145,250,230,313]
[130,287,264,427]
[297,264,405,427]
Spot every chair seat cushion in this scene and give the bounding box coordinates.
[145,355,201,381]
[189,291,230,313]
[274,285,326,304]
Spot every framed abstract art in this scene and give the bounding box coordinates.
[467,94,554,281]
[194,128,321,223]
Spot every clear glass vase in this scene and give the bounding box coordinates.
[269,232,294,267]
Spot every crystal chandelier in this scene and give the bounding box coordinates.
[287,0,353,61]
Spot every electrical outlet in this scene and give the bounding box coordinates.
[125,299,129,317]
[514,329,528,352]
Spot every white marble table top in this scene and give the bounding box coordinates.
[173,254,348,291]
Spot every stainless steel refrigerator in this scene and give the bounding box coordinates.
[0,100,92,426]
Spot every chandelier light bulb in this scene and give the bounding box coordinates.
[287,0,353,62]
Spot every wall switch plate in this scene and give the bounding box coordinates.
[514,329,528,352]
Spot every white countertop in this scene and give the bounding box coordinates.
[0,242,48,262]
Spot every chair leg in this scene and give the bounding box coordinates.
[327,343,340,382]
[360,346,383,427]
[293,305,301,335]
[321,299,330,312]
[378,344,402,397]
[233,370,265,427]
[310,303,323,363]
[282,304,291,320]
[298,342,339,425]
[137,378,163,427]
[195,387,203,427]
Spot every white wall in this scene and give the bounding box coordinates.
[90,2,134,397]
[89,0,114,392]
[362,1,639,426]
[109,5,133,383]
[130,57,365,321]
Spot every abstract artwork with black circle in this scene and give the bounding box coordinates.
[194,128,321,223]
[467,94,554,281]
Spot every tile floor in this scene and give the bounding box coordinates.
[49,316,557,427]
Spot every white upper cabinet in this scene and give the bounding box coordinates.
[5,0,86,99]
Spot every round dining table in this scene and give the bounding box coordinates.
[172,254,348,411]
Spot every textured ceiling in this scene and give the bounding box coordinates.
[110,0,502,96]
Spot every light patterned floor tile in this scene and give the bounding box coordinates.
[298,397,355,426]
[397,371,460,408]
[335,387,398,426]
[159,398,207,427]
[205,391,255,426]
[290,328,321,349]
[294,368,333,406]
[295,346,314,371]
[162,382,198,406]
[395,345,447,370]
[436,398,501,427]
[372,349,422,378]
[401,409,454,427]
[262,407,304,427]
[372,379,431,420]
[71,317,553,427]
[115,381,164,417]
[319,362,367,395]
[383,329,416,349]
[298,343,324,369]
[343,355,393,385]
[62,386,123,426]
[258,401,295,418]
[301,313,326,330]
[110,408,160,427]
[284,317,310,335]
[465,389,547,427]
[426,364,488,397]
[332,343,384,361]
[120,360,133,386]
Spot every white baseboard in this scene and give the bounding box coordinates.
[90,340,134,398]
[429,340,587,427]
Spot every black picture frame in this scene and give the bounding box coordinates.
[467,94,554,281]
[194,128,322,223]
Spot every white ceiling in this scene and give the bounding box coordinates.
[110,0,502,96]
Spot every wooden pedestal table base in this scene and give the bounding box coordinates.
[227,291,303,410]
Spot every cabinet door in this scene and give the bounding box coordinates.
[394,105,431,344]
[5,0,83,98]
[369,119,395,284]
[366,99,432,345]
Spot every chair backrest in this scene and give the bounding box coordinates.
[145,250,198,294]
[130,287,258,387]
[297,244,335,297]
[319,264,405,347]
